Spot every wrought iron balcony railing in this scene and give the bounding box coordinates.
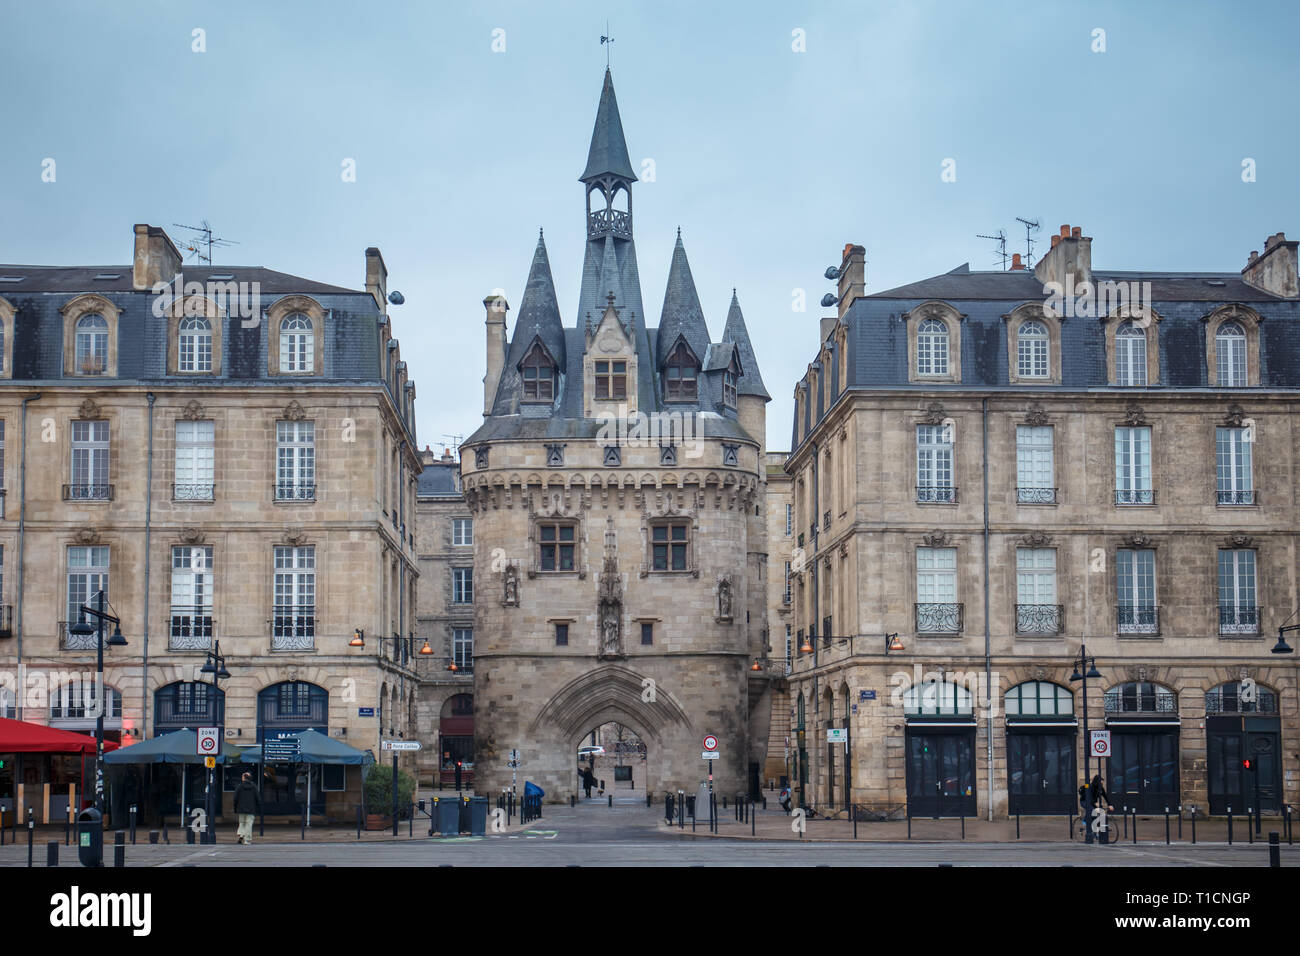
[1216,489,1255,505]
[1016,486,1057,504]
[1103,690,1178,714]
[271,605,315,649]
[1205,688,1278,714]
[59,620,99,650]
[1117,604,1159,635]
[275,481,316,501]
[1015,604,1063,635]
[1114,488,1155,505]
[1218,605,1260,635]
[169,606,214,649]
[154,693,225,729]
[916,485,957,504]
[915,602,963,634]
[63,483,113,501]
[173,482,215,501]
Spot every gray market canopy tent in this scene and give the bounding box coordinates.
[103,728,244,765]
[238,730,373,765]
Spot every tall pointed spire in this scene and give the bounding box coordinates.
[581,69,638,183]
[657,231,711,365]
[722,290,770,399]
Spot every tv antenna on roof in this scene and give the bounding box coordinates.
[976,229,1009,270]
[1015,217,1040,268]
[173,220,239,266]
[442,434,465,455]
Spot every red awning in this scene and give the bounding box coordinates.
[0,717,121,754]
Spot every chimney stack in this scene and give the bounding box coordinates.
[1241,231,1299,298]
[421,445,436,466]
[131,224,182,291]
[1034,222,1091,288]
[836,243,866,320]
[483,293,509,415]
[1010,253,1025,271]
[365,247,388,312]
[441,447,455,463]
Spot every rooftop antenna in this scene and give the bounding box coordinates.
[600,21,614,67]
[976,229,1009,270]
[173,220,239,266]
[1015,217,1040,268]
[442,434,465,455]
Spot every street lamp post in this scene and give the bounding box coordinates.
[1068,644,1102,842]
[68,591,126,817]
[199,640,231,844]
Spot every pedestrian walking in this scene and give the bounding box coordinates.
[233,772,260,845]
[581,765,595,799]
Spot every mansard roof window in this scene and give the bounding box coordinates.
[521,342,556,403]
[595,360,627,400]
[279,313,314,374]
[723,366,738,408]
[664,341,698,401]
[75,314,109,376]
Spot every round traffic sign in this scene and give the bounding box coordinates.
[199,735,217,753]
[703,735,718,751]
[1091,737,1110,758]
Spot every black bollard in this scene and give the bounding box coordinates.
[608,794,612,808]
[130,804,137,845]
[114,832,124,868]
[186,805,195,844]
[570,794,575,808]
[1165,808,1170,845]
[162,816,169,845]
[1228,809,1234,845]
[47,840,58,867]
[149,830,159,845]
[1131,810,1137,844]
[1270,831,1280,868]
[357,805,362,840]
[1248,809,1255,844]
[1178,805,1183,840]
[409,803,413,839]
[961,813,965,840]
[1191,807,1197,844]
[301,803,306,841]
[1016,813,1021,840]
[752,799,756,837]
[27,808,34,868]
[65,808,71,846]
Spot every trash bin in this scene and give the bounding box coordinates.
[468,796,489,836]
[685,795,696,817]
[77,808,103,868]
[435,797,459,836]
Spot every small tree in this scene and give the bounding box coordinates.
[364,763,416,817]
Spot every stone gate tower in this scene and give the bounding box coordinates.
[462,69,772,800]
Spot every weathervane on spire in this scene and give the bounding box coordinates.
[600,21,613,67]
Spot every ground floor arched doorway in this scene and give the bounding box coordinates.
[574,721,649,803]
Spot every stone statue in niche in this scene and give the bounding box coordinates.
[596,518,623,658]
[503,563,519,606]
[600,602,621,657]
[717,576,733,622]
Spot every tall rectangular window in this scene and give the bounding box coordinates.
[555,623,569,646]
[594,360,627,400]
[785,503,793,536]
[453,627,473,671]
[1215,427,1254,505]
[1016,425,1055,503]
[651,522,689,571]
[170,546,213,648]
[916,424,954,502]
[1116,548,1157,634]
[175,420,215,500]
[785,624,792,674]
[1015,548,1059,633]
[275,420,315,500]
[0,420,5,518]
[538,523,576,572]
[783,561,792,604]
[1114,426,1153,504]
[641,622,654,645]
[69,420,110,499]
[1218,549,1258,634]
[916,547,960,632]
[272,545,315,647]
[452,518,473,546]
[452,568,473,604]
[66,546,109,646]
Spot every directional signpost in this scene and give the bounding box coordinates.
[380,740,421,751]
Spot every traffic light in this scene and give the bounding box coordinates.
[1242,758,1254,772]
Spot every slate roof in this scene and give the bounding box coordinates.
[493,233,567,416]
[0,264,362,297]
[656,233,713,368]
[790,261,1300,453]
[722,291,770,399]
[417,461,460,497]
[580,68,638,183]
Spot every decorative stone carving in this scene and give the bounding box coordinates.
[660,444,676,466]
[78,398,102,420]
[1227,533,1253,548]
[502,563,519,607]
[545,443,565,467]
[181,399,205,421]
[1034,666,1047,681]
[1020,531,1052,547]
[919,401,947,425]
[1123,532,1152,548]
[721,444,739,467]
[283,528,308,547]
[74,527,100,545]
[922,530,949,547]
[596,518,623,659]
[716,576,734,623]
[179,527,205,545]
[475,447,489,469]
[1224,403,1247,427]
[283,400,306,421]
[1024,402,1049,427]
[1122,401,1147,426]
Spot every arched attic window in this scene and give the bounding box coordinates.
[664,340,698,401]
[521,341,556,403]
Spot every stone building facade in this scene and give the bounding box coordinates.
[787,228,1300,820]
[462,69,775,801]
[0,224,422,821]
[413,446,476,787]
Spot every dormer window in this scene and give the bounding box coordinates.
[595,360,626,400]
[280,313,314,373]
[664,341,698,401]
[1115,321,1147,386]
[178,316,213,373]
[723,368,738,407]
[76,314,109,375]
[1215,322,1246,387]
[916,318,949,376]
[521,342,556,402]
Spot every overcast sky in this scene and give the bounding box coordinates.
[2,0,1297,452]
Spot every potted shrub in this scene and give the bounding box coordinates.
[364,763,415,829]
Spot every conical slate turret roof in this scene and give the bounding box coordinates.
[656,231,712,366]
[722,290,770,399]
[580,68,638,183]
[502,229,566,378]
